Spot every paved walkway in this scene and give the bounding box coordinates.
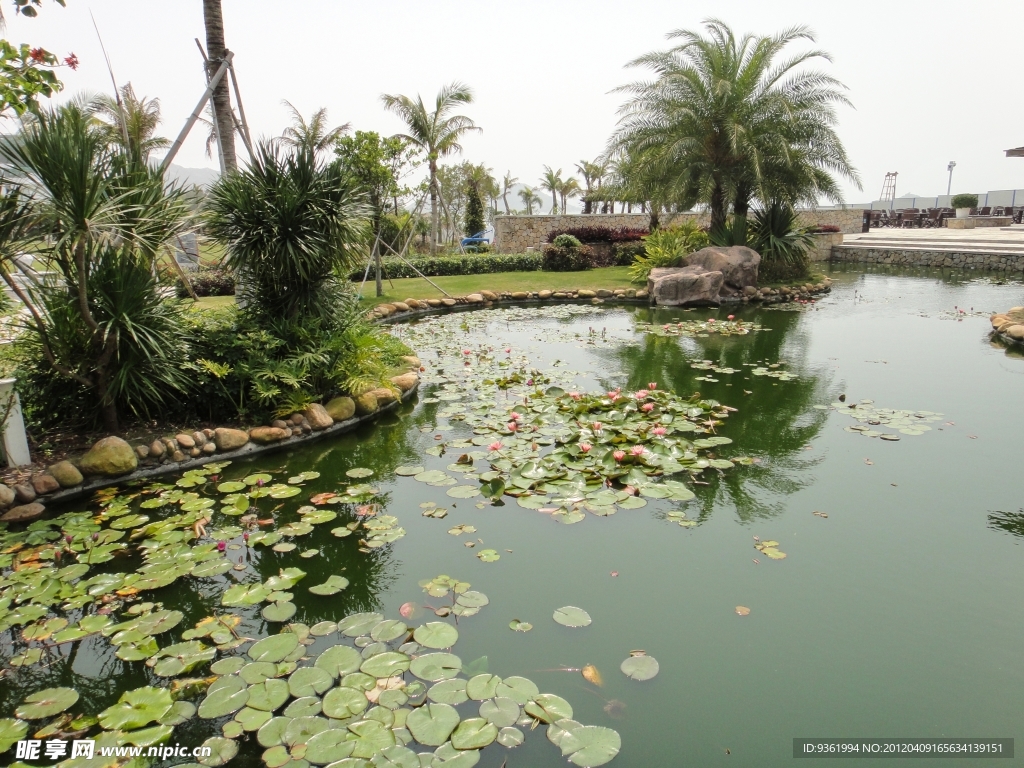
[843,226,1024,255]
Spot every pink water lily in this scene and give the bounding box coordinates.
[634,389,649,399]
[592,421,603,431]
[488,441,503,452]
[580,443,592,453]
[613,450,626,462]
[648,382,657,390]
[507,422,518,432]
[463,349,472,355]
[641,402,655,412]
[630,445,645,456]
[607,391,619,400]
[569,392,582,400]
[217,540,227,552]
[505,348,511,353]
[708,318,716,323]
[510,412,522,420]
[727,315,735,320]
[652,426,667,436]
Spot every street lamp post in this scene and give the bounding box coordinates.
[947,161,956,196]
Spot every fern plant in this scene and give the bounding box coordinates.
[628,222,709,284]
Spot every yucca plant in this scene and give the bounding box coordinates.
[748,201,814,282]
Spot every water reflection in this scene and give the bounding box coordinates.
[987,509,1024,539]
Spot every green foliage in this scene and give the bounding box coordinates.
[951,193,978,209]
[748,202,814,282]
[0,41,61,116]
[464,185,485,237]
[206,141,370,326]
[335,130,417,221]
[552,234,582,249]
[613,241,645,266]
[349,253,541,281]
[542,242,594,272]
[175,267,235,298]
[628,222,709,284]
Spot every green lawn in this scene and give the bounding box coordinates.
[352,267,636,308]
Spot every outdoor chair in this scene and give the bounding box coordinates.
[978,206,992,216]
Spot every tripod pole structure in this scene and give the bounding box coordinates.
[160,52,234,173]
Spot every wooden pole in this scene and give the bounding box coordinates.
[160,53,233,173]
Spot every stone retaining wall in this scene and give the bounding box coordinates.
[830,246,1024,272]
[809,232,844,262]
[494,209,864,253]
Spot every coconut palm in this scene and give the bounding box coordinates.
[202,0,236,171]
[88,84,170,162]
[539,166,563,214]
[380,82,480,255]
[558,176,581,215]
[611,18,859,239]
[279,101,349,154]
[576,159,607,213]
[517,185,542,215]
[500,172,518,214]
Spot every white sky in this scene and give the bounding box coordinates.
[8,0,1024,203]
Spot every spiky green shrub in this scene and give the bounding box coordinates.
[628,221,709,284]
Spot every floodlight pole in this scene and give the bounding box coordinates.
[947,161,956,196]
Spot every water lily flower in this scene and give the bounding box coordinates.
[580,443,592,453]
[592,421,603,431]
[630,445,645,456]
[243,532,249,543]
[507,422,518,432]
[727,315,735,320]
[463,349,472,355]
[505,348,511,353]
[256,478,264,487]
[607,391,619,400]
[569,392,582,400]
[613,450,626,462]
[526,379,534,385]
[488,441,503,452]
[510,412,522,421]
[216,540,227,552]
[648,382,657,390]
[652,427,667,436]
[65,534,73,544]
[708,318,716,323]
[210,475,219,482]
[634,389,649,399]
[641,402,655,412]
[91,533,99,542]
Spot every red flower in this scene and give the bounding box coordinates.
[29,47,47,63]
[64,53,79,70]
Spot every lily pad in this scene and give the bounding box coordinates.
[620,652,660,681]
[198,736,238,766]
[553,606,592,628]
[446,485,480,499]
[509,620,533,632]
[346,467,374,478]
[288,667,334,698]
[314,644,363,678]
[476,549,500,563]
[15,687,80,719]
[322,686,369,719]
[0,718,28,753]
[406,702,460,747]
[360,651,411,678]
[560,725,622,767]
[525,693,573,724]
[346,718,395,758]
[413,621,459,649]
[451,717,498,750]
[395,465,424,476]
[249,633,300,663]
[305,727,356,764]
[410,652,462,682]
[308,575,350,596]
[100,686,174,730]
[427,678,468,705]
[479,697,520,728]
[263,601,298,623]
[497,726,524,748]
[466,673,501,701]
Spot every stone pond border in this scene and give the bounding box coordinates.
[990,307,1024,346]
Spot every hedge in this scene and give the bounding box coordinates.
[546,226,648,244]
[348,253,542,281]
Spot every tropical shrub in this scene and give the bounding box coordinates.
[614,241,646,266]
[546,226,647,243]
[808,224,841,233]
[543,235,594,271]
[175,266,235,298]
[628,222,709,284]
[951,193,979,209]
[349,253,541,281]
[748,202,815,282]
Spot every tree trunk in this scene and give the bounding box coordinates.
[551,192,557,214]
[732,188,750,247]
[203,0,237,173]
[583,198,591,214]
[710,181,727,234]
[429,161,439,255]
[649,207,660,232]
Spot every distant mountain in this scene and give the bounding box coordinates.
[164,164,219,189]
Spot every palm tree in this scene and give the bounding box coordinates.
[202,0,236,172]
[517,186,542,215]
[279,101,349,154]
[539,165,563,214]
[558,176,581,214]
[380,82,480,255]
[500,172,518,214]
[88,84,170,162]
[575,159,607,213]
[611,18,859,238]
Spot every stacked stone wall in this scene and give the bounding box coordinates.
[494,209,864,253]
[830,246,1024,272]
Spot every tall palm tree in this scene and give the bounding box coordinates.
[517,185,542,215]
[88,84,169,162]
[500,172,518,214]
[611,18,859,238]
[202,0,236,172]
[575,159,607,213]
[558,176,581,215]
[279,101,349,154]
[380,82,480,255]
[539,165,562,214]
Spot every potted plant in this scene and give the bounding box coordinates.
[951,194,979,218]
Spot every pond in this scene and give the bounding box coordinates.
[2,265,1023,767]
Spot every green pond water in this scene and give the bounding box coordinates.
[3,265,1024,767]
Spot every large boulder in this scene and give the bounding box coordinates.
[354,392,379,416]
[1005,324,1024,341]
[48,461,83,488]
[214,427,249,451]
[390,373,419,393]
[368,387,398,407]
[303,403,334,431]
[683,246,761,290]
[31,473,60,495]
[1,502,45,523]
[325,396,356,422]
[0,483,14,509]
[647,266,724,307]
[79,436,138,477]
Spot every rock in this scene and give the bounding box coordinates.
[591,297,604,304]
[189,447,201,458]
[577,290,596,298]
[171,450,186,462]
[390,372,419,392]
[0,483,15,508]
[426,299,443,307]
[1,502,45,523]
[303,403,334,431]
[404,298,421,309]
[291,427,302,436]
[683,245,760,290]
[392,301,410,312]
[1005,325,1024,341]
[507,291,526,300]
[552,292,568,299]
[79,436,138,477]
[538,290,553,299]
[466,293,484,304]
[647,266,724,307]
[149,440,166,458]
[613,289,626,297]
[625,289,636,298]
[214,427,250,451]
[990,314,1006,328]
[30,473,60,495]
[326,396,356,422]
[203,428,216,439]
[271,420,289,430]
[136,445,150,460]
[14,483,36,503]
[192,431,207,447]
[249,426,291,444]
[48,461,83,488]
[202,442,216,454]
[441,298,457,307]
[480,290,498,301]
[162,438,178,454]
[400,355,421,370]
[175,433,195,449]
[635,289,648,300]
[377,304,396,316]
[368,387,398,406]
[596,289,612,298]
[355,391,379,416]
[300,423,312,434]
[743,285,758,297]
[289,413,304,426]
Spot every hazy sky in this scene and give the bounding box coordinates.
[9,0,1024,203]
